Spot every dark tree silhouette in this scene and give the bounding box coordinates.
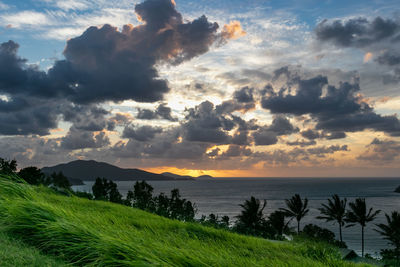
[18,166,48,185]
[375,211,400,263]
[50,171,71,189]
[235,196,266,236]
[345,198,380,257]
[128,181,155,211]
[92,177,122,203]
[280,194,309,234]
[0,158,17,175]
[317,194,347,243]
[154,192,170,217]
[267,210,289,238]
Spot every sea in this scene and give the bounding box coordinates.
[72,177,400,256]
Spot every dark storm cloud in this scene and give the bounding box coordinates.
[300,129,320,140]
[234,86,254,103]
[0,0,240,136]
[307,145,348,155]
[376,51,400,66]
[261,70,400,136]
[286,139,316,147]
[137,103,177,121]
[315,16,400,47]
[122,125,163,142]
[61,128,110,150]
[252,115,298,146]
[0,97,60,135]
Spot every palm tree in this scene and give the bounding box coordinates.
[280,194,309,234]
[317,194,347,243]
[375,211,400,263]
[236,196,266,235]
[345,198,380,257]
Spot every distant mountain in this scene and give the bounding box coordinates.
[162,172,193,179]
[197,175,213,178]
[162,172,213,179]
[42,160,192,182]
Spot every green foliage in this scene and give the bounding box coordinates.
[92,177,122,203]
[375,211,400,264]
[127,181,196,221]
[0,178,370,267]
[280,194,309,234]
[0,231,66,267]
[267,210,291,239]
[50,171,71,189]
[301,224,346,248]
[346,198,380,257]
[318,194,347,243]
[200,213,230,229]
[0,158,17,175]
[235,196,267,237]
[127,180,155,210]
[18,166,49,186]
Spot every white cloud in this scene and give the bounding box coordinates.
[0,1,9,10]
[0,10,52,28]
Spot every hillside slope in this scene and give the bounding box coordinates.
[42,160,191,181]
[0,177,371,267]
[0,232,66,267]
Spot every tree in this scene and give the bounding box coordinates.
[92,177,122,204]
[345,198,380,257]
[280,194,309,234]
[375,211,400,263]
[235,196,267,236]
[267,210,289,239]
[317,194,347,243]
[50,172,71,189]
[0,158,17,175]
[18,166,48,185]
[129,181,155,211]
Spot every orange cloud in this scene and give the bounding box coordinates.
[221,21,246,40]
[363,52,373,63]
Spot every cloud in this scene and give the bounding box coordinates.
[358,138,400,162]
[122,125,163,142]
[286,139,316,147]
[0,0,242,136]
[261,69,400,136]
[233,86,254,103]
[315,16,400,47]
[376,51,400,66]
[0,11,52,28]
[252,115,298,146]
[61,128,110,149]
[137,103,177,121]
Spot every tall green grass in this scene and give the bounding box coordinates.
[0,177,372,266]
[0,231,66,266]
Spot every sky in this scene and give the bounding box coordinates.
[0,0,400,177]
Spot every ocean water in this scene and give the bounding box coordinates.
[73,177,400,256]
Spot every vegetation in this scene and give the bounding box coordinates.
[345,198,380,257]
[375,211,400,265]
[280,194,310,234]
[0,157,398,264]
[395,186,400,193]
[0,176,371,267]
[318,194,347,243]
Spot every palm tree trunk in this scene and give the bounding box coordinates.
[297,220,300,234]
[361,226,364,257]
[339,224,342,243]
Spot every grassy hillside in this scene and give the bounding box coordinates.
[0,232,66,266]
[0,176,372,267]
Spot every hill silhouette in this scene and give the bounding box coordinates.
[42,160,191,182]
